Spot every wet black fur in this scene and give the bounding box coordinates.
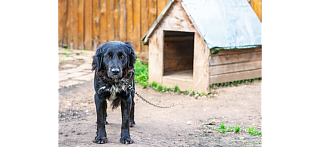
[92,41,136,144]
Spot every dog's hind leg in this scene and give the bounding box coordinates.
[105,101,108,125]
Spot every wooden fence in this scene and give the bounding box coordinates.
[58,0,262,61]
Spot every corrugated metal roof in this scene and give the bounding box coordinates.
[142,0,261,50]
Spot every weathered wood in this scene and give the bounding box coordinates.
[209,51,262,66]
[157,0,166,17]
[92,0,100,51]
[126,0,133,42]
[62,0,68,47]
[114,0,120,41]
[132,0,141,53]
[162,74,193,91]
[120,0,126,42]
[107,0,115,42]
[99,0,107,44]
[67,0,74,48]
[58,0,63,46]
[78,0,84,49]
[140,0,149,60]
[148,0,157,29]
[211,47,262,56]
[210,69,262,84]
[73,0,78,49]
[164,36,194,42]
[210,60,262,76]
[84,0,92,50]
[148,27,164,84]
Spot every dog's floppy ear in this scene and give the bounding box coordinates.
[124,41,136,68]
[92,43,106,72]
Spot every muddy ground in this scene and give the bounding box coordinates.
[59,80,261,147]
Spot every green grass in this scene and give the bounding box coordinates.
[234,126,240,133]
[173,85,180,92]
[156,85,164,91]
[211,77,262,89]
[227,125,234,132]
[247,127,262,135]
[220,129,226,133]
[150,81,157,88]
[220,123,225,129]
[134,60,149,84]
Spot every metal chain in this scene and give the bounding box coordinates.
[129,66,208,108]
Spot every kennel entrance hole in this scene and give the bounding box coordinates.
[163,31,194,83]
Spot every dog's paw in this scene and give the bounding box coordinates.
[129,120,135,127]
[93,137,108,144]
[120,137,134,144]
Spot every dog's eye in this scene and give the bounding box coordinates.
[106,55,110,58]
[121,55,125,58]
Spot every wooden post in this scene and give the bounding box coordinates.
[67,0,74,49]
[140,0,149,60]
[114,0,120,41]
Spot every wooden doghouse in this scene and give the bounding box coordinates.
[141,0,262,93]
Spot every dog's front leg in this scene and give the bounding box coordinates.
[119,93,134,144]
[93,94,108,144]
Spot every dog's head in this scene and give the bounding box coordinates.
[92,41,136,79]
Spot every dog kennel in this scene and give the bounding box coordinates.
[141,0,262,93]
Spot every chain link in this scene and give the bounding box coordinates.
[129,66,208,109]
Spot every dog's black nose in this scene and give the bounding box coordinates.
[111,68,120,74]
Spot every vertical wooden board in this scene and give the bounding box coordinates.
[114,0,120,41]
[92,0,100,51]
[119,0,126,42]
[157,0,166,17]
[67,0,74,48]
[100,0,107,44]
[148,0,157,29]
[132,0,141,53]
[107,0,115,42]
[73,0,79,49]
[58,0,62,46]
[62,0,68,47]
[140,0,149,60]
[84,0,93,50]
[126,0,133,42]
[78,0,84,49]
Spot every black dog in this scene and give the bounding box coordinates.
[92,41,136,144]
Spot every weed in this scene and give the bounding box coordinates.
[227,126,234,132]
[200,92,205,96]
[247,127,261,135]
[220,123,225,129]
[214,128,219,131]
[139,81,148,89]
[64,46,69,50]
[220,129,226,133]
[190,89,194,95]
[64,53,70,57]
[172,85,180,92]
[194,92,200,97]
[234,126,240,133]
[184,90,189,94]
[206,91,211,95]
[150,81,157,88]
[164,87,171,91]
[156,85,163,92]
[83,48,87,50]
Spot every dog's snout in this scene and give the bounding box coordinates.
[111,68,120,74]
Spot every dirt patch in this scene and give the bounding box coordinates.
[59,80,261,146]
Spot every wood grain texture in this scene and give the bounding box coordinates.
[99,0,107,44]
[114,0,120,41]
[209,51,262,66]
[140,0,149,60]
[78,0,84,49]
[157,0,166,17]
[84,0,92,50]
[62,0,68,47]
[132,0,141,53]
[73,0,78,49]
[67,0,74,48]
[210,69,262,84]
[107,0,115,42]
[58,0,63,46]
[92,0,100,51]
[210,60,262,76]
[119,0,126,42]
[126,0,133,42]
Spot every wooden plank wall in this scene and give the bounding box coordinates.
[58,0,170,60]
[209,47,262,84]
[58,0,261,59]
